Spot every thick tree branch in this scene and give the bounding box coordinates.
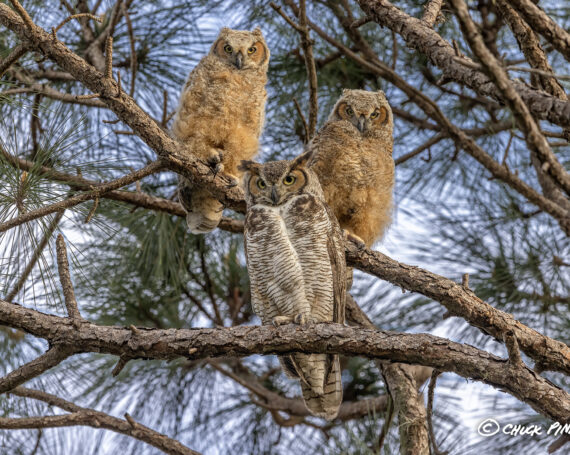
[0,300,568,423]
[450,0,570,198]
[356,0,570,128]
[344,242,570,376]
[508,0,570,63]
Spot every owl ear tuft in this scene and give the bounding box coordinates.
[220,27,230,34]
[238,160,261,174]
[252,27,263,37]
[342,88,350,95]
[292,151,312,169]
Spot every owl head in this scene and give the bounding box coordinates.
[210,27,270,71]
[328,89,392,136]
[239,153,323,206]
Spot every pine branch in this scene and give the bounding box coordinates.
[0,299,568,423]
[355,0,570,128]
[0,161,165,233]
[4,388,200,455]
[450,0,570,198]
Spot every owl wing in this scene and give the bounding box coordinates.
[324,203,347,324]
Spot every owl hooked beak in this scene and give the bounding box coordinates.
[357,116,366,133]
[271,186,279,204]
[234,52,244,69]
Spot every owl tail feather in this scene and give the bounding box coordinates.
[185,205,223,234]
[178,180,223,234]
[300,354,342,420]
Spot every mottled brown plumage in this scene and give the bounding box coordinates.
[241,154,346,420]
[173,27,269,233]
[308,89,394,248]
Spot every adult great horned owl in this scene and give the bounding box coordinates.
[173,27,269,233]
[308,89,394,247]
[240,154,346,420]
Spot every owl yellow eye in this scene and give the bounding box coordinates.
[257,178,266,189]
[283,175,296,186]
[370,110,379,119]
[248,46,257,54]
[346,106,354,116]
[224,44,233,54]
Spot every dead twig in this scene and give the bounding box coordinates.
[52,13,102,39]
[55,234,84,322]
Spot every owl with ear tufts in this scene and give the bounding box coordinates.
[308,89,394,248]
[173,27,269,233]
[240,154,346,420]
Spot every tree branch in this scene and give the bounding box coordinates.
[508,0,570,63]
[344,241,570,376]
[356,0,570,128]
[0,345,75,394]
[4,387,200,455]
[0,300,568,423]
[421,0,443,27]
[55,234,84,322]
[0,42,29,78]
[0,160,165,233]
[450,0,570,197]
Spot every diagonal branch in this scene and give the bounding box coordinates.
[508,0,570,63]
[355,0,570,129]
[450,0,570,198]
[4,387,200,455]
[0,345,75,394]
[0,42,29,78]
[344,241,570,376]
[0,160,165,233]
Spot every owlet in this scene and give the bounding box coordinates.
[308,89,395,248]
[173,27,270,233]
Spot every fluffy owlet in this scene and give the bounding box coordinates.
[308,89,395,248]
[173,27,270,233]
[240,154,346,420]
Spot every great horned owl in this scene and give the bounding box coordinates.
[173,27,270,233]
[240,154,346,420]
[308,89,394,248]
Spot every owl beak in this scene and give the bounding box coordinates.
[357,116,366,133]
[271,186,279,205]
[234,52,244,69]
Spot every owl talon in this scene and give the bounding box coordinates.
[225,176,239,188]
[346,231,366,250]
[272,316,294,326]
[294,313,310,325]
[206,149,224,176]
